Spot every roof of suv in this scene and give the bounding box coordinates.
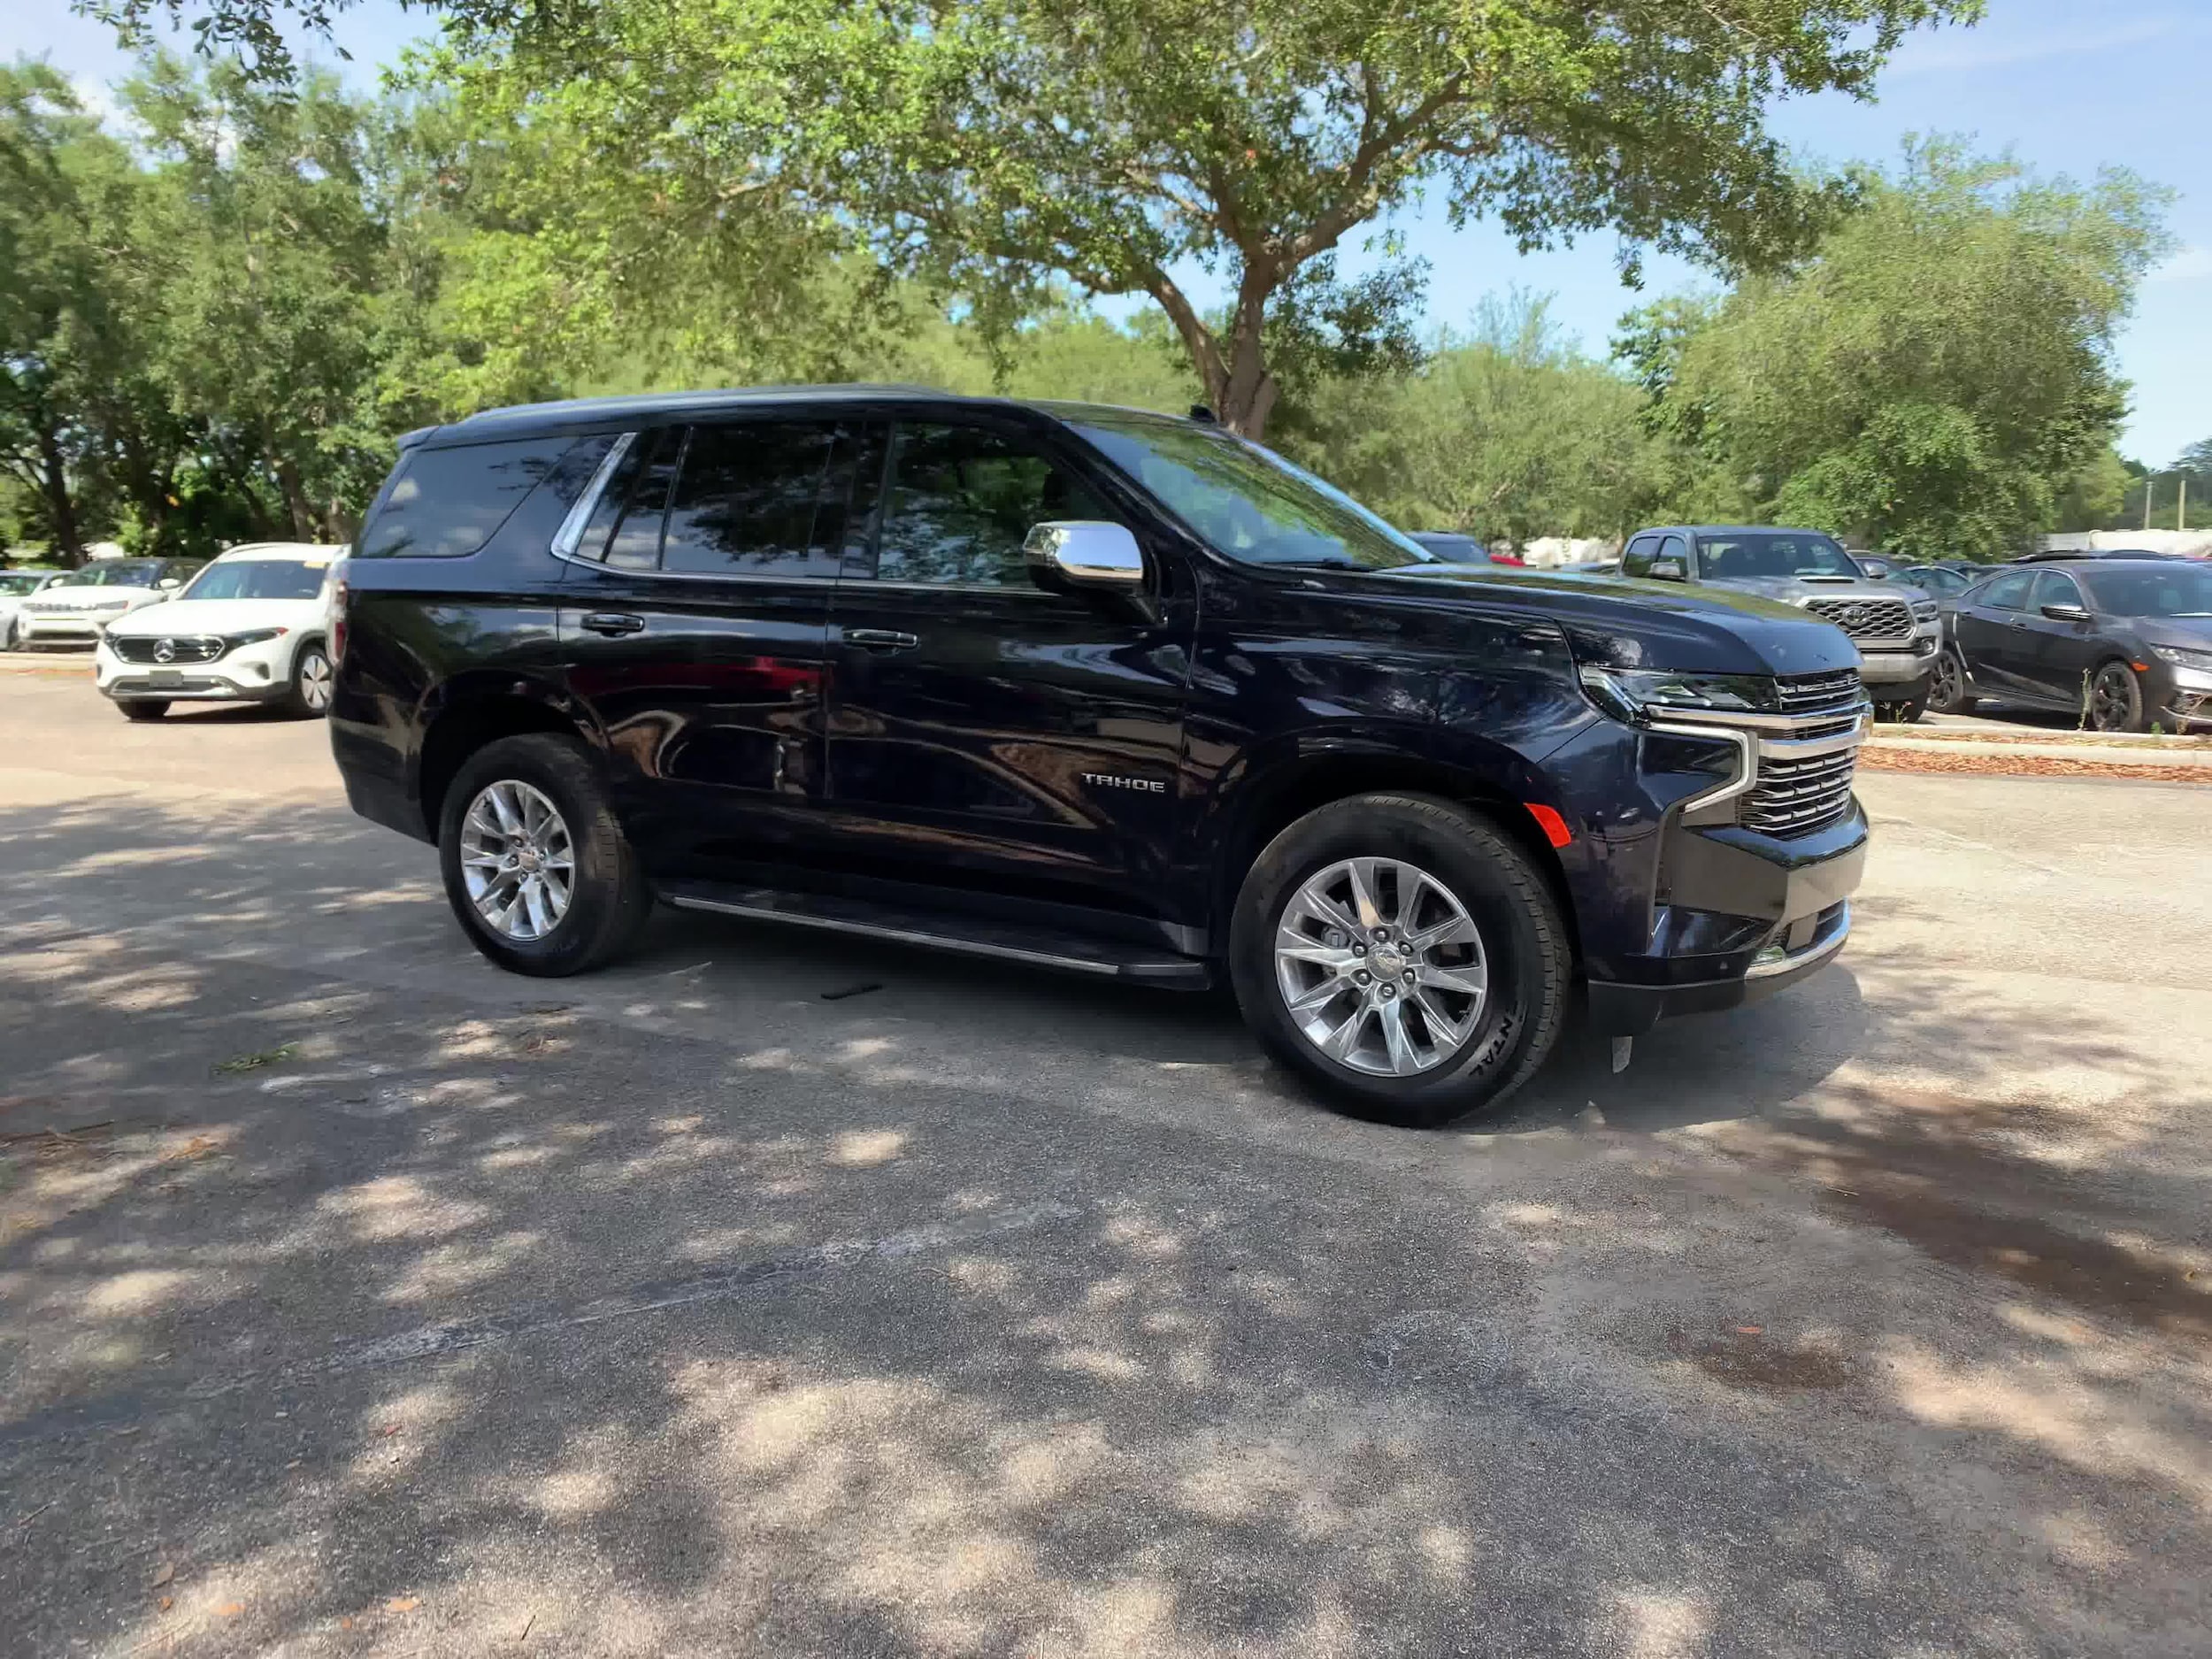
[423,385,1100,447]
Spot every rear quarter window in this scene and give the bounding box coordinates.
[357,435,611,559]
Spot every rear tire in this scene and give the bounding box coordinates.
[119,700,169,721]
[1228,794,1571,1127]
[437,733,650,976]
[284,640,333,718]
[1927,648,1975,716]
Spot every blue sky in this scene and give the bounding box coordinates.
[9,0,2206,465]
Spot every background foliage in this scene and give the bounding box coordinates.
[0,39,2182,567]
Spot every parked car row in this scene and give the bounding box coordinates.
[3,543,346,721]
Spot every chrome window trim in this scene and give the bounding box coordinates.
[549,431,637,560]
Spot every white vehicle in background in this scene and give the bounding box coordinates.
[15,556,205,646]
[94,542,346,721]
[0,569,68,649]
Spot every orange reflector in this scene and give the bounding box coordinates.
[1525,803,1572,848]
[2131,662,2151,672]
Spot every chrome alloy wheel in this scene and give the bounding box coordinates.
[1273,856,1488,1077]
[297,647,334,711]
[459,780,576,941]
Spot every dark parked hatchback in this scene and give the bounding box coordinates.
[332,388,1872,1125]
[1932,557,2212,730]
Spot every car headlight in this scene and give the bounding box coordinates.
[2148,643,2212,671]
[225,627,291,649]
[1910,600,1939,622]
[1577,666,1778,722]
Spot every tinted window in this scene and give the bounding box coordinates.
[2078,563,2212,617]
[663,421,848,580]
[1904,566,1968,595]
[76,560,163,588]
[603,428,683,572]
[2032,571,2085,611]
[1656,534,1688,569]
[360,437,583,559]
[1695,532,1856,580]
[181,559,331,601]
[1978,571,2034,611]
[878,423,1110,588]
[1621,535,1658,578]
[1071,413,1431,572]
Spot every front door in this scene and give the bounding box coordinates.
[2019,569,2103,706]
[822,416,1194,917]
[558,418,861,873]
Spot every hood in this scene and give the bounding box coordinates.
[1363,565,1863,677]
[104,595,327,637]
[1702,572,1919,603]
[2128,614,2212,650]
[26,580,161,608]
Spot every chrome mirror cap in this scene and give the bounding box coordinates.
[1024,520,1145,589]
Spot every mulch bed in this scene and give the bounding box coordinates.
[1860,747,2212,783]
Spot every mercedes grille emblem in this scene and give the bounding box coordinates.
[153,638,176,664]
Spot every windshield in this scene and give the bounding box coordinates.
[1069,413,1434,572]
[181,558,330,602]
[1905,567,1970,595]
[71,560,164,588]
[2079,563,2212,618]
[1695,533,1860,580]
[0,572,54,595]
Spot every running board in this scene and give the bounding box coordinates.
[655,879,1214,987]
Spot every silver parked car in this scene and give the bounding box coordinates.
[1619,526,1942,719]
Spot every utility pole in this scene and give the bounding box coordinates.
[2181,473,2188,532]
[2143,472,2154,530]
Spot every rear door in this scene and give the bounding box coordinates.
[1953,568,2037,695]
[820,413,1195,914]
[557,417,857,874]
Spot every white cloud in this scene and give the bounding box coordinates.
[1890,15,2185,75]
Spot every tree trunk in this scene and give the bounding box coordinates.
[34,425,85,566]
[275,456,315,541]
[1148,270,1283,442]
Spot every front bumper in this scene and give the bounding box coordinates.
[19,612,123,644]
[2154,663,2212,731]
[95,639,294,703]
[1856,636,1939,687]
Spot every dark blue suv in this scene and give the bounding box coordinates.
[330,388,1870,1125]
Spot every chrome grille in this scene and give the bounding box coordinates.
[1742,748,1857,837]
[109,634,225,664]
[1774,668,1863,714]
[1803,595,1913,642]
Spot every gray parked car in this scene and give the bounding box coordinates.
[1620,525,1943,719]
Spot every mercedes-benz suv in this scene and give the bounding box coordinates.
[329,389,1871,1125]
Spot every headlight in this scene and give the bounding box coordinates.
[2149,643,2212,671]
[1578,666,1778,723]
[225,627,290,649]
[1910,601,1939,622]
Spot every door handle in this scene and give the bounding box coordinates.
[580,611,645,637]
[845,628,920,653]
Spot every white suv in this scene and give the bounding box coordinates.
[16,557,204,646]
[95,543,346,720]
[0,569,67,649]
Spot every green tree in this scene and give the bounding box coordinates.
[1274,295,1659,542]
[388,0,1978,439]
[1635,142,2171,557]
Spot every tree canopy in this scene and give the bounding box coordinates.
[1619,142,2170,558]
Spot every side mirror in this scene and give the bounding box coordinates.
[157,577,181,589]
[2040,603,2092,623]
[1647,557,1687,582]
[1024,520,1144,591]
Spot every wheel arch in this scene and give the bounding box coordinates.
[416,677,601,840]
[1204,742,1576,960]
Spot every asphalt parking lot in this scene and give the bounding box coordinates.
[4,658,2209,1658]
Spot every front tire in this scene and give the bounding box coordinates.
[2087,660,2145,733]
[437,733,650,976]
[1229,794,1571,1127]
[119,700,169,721]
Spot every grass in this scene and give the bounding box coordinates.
[211,1042,298,1075]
